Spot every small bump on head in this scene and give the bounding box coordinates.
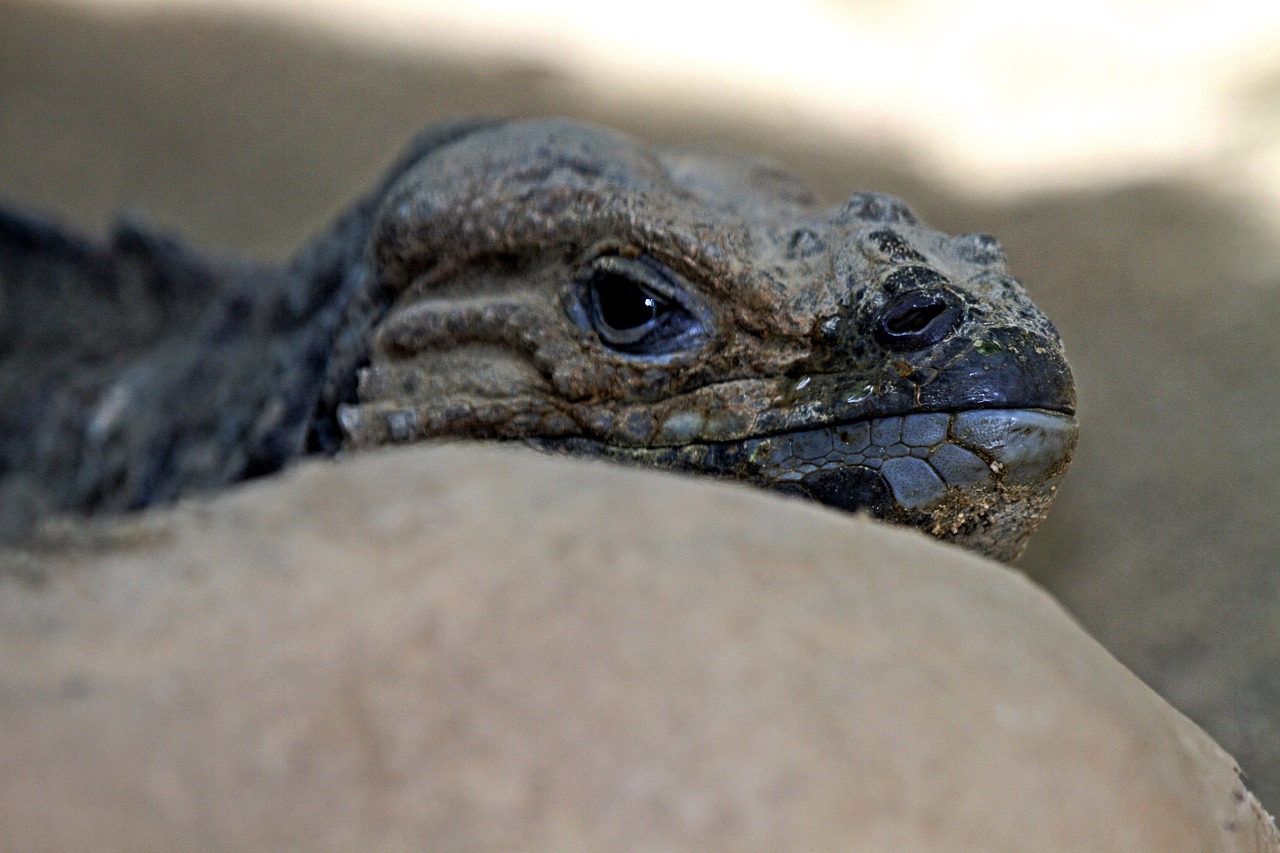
[836,192,919,226]
[881,265,949,296]
[785,228,826,260]
[858,228,926,265]
[952,233,1007,266]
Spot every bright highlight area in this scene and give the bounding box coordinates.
[82,0,1280,207]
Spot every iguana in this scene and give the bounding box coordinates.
[0,118,1076,560]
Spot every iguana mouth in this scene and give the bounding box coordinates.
[524,309,1078,562]
[532,406,1077,562]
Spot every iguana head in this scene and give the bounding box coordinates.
[338,119,1077,560]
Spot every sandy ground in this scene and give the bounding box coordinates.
[2,0,1279,810]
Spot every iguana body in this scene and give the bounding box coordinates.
[0,118,1076,559]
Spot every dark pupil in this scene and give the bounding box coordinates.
[885,302,945,334]
[596,274,664,330]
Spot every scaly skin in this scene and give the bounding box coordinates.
[0,118,1076,559]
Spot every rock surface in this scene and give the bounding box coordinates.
[2,444,1274,852]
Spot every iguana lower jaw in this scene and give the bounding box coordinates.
[525,407,1076,563]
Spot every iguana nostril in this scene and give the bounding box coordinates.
[874,290,962,350]
[886,301,943,334]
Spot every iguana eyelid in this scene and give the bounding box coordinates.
[587,253,685,304]
[571,252,714,359]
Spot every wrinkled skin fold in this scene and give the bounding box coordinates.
[0,118,1076,559]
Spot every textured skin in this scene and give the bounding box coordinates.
[0,118,1076,559]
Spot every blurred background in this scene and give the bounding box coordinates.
[2,0,1279,810]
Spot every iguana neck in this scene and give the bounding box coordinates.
[0,119,502,533]
[0,207,372,531]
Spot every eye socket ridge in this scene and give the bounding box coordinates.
[578,253,710,357]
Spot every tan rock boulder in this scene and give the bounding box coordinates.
[1,445,1275,851]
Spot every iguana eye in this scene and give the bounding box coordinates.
[592,271,669,344]
[577,254,709,357]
